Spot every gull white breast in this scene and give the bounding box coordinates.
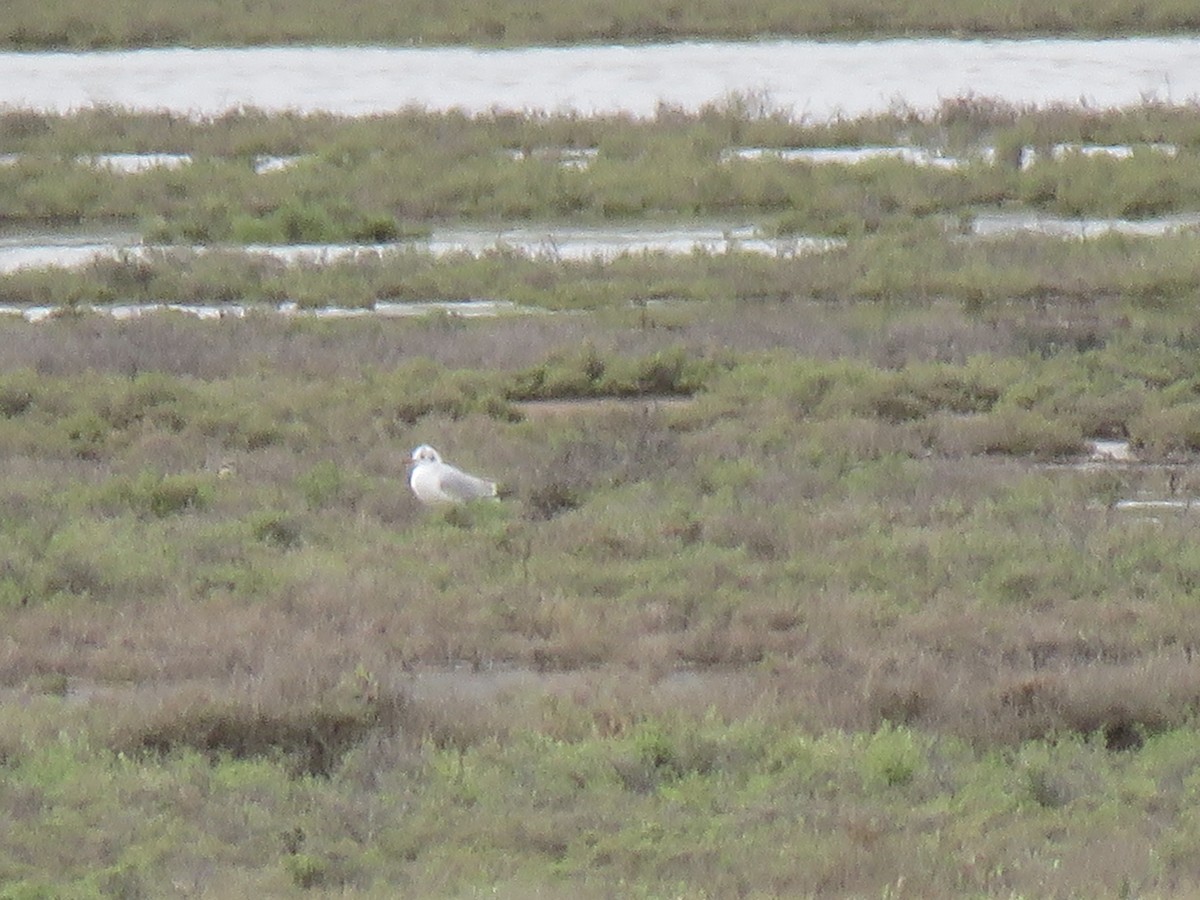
[408,444,498,505]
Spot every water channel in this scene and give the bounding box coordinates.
[2,38,1198,119]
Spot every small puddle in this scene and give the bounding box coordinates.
[724,146,972,168]
[372,299,524,317]
[1114,499,1198,511]
[502,147,599,170]
[82,153,192,172]
[253,154,306,174]
[0,243,136,272]
[276,299,527,319]
[1088,439,1135,463]
[1039,438,1139,473]
[1058,439,1200,516]
[966,210,1200,239]
[0,225,144,273]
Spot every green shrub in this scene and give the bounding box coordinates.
[860,723,923,788]
[250,510,303,549]
[100,374,191,432]
[935,407,1085,458]
[31,518,172,602]
[227,213,279,244]
[508,344,608,400]
[1130,402,1200,457]
[297,461,349,510]
[0,381,36,418]
[286,853,328,889]
[147,474,210,516]
[349,214,405,243]
[62,411,111,460]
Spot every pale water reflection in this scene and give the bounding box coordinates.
[7,207,1199,277]
[0,299,528,323]
[968,210,1200,238]
[502,147,599,169]
[0,152,307,173]
[1040,143,1178,163]
[724,143,1180,170]
[0,143,1178,174]
[723,146,970,168]
[85,152,191,172]
[0,226,142,272]
[416,223,838,260]
[0,223,839,275]
[1,38,1198,119]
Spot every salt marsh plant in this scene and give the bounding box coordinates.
[8,103,1200,241]
[8,227,1200,318]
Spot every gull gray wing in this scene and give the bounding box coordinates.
[437,467,497,502]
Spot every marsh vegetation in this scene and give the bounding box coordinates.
[4,0,1200,48]
[5,299,1200,895]
[6,101,1200,243]
[8,66,1200,899]
[7,100,1200,316]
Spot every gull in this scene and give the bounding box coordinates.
[408,444,498,505]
